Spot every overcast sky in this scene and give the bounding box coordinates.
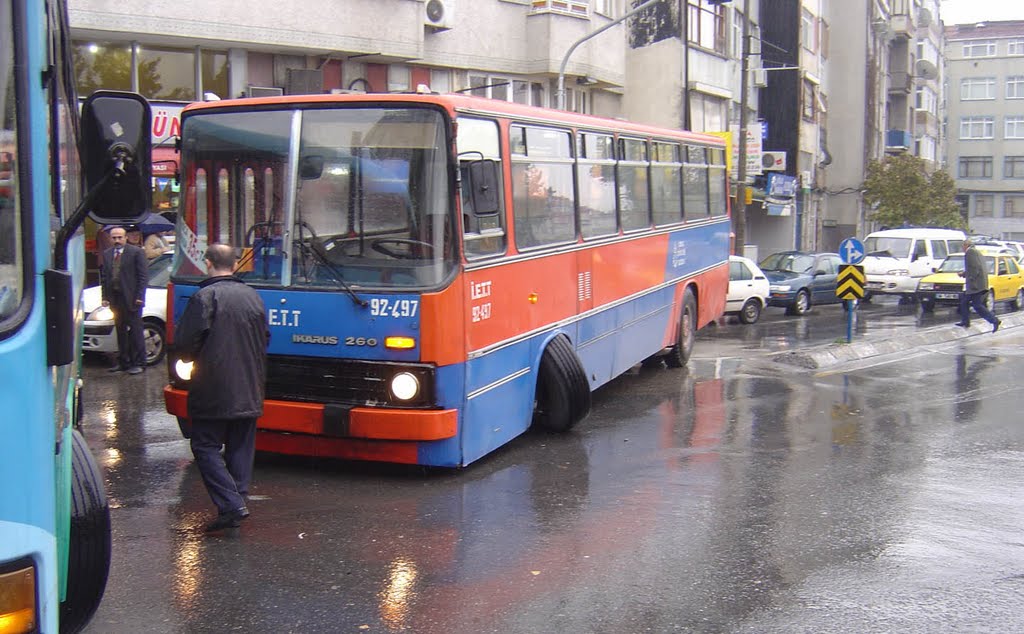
[941,0,1024,26]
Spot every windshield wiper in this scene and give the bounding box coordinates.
[306,240,368,308]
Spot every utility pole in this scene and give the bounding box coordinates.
[557,0,667,111]
[734,0,751,256]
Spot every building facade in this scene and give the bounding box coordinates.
[945,20,1024,240]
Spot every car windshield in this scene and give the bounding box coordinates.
[148,253,173,287]
[759,253,814,274]
[936,254,995,274]
[864,236,911,258]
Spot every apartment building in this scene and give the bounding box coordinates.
[945,20,1024,240]
[820,0,944,251]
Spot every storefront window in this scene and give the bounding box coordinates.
[73,41,133,94]
[137,46,195,100]
[201,50,229,99]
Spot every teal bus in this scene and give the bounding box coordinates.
[0,1,152,631]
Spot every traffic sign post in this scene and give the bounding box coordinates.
[836,262,866,343]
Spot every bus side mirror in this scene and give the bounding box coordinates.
[467,160,500,216]
[80,90,152,224]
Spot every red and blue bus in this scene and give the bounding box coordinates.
[163,93,730,467]
[0,1,151,630]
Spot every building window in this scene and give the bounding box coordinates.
[1005,195,1024,218]
[531,0,589,17]
[1009,39,1024,56]
[689,92,727,132]
[1008,76,1024,100]
[137,46,196,100]
[74,41,226,102]
[962,40,996,58]
[688,0,727,54]
[1007,116,1024,139]
[960,77,995,100]
[801,80,816,122]
[594,0,614,17]
[974,195,994,217]
[430,69,451,93]
[1005,156,1024,179]
[958,156,992,178]
[800,9,816,52]
[960,116,994,139]
[915,86,937,114]
[388,65,410,92]
[917,136,937,162]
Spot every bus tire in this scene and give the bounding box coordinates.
[61,429,111,634]
[665,288,697,368]
[532,335,591,433]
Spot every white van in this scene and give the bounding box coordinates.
[861,228,966,299]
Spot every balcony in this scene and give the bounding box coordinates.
[890,13,916,37]
[886,129,912,152]
[888,70,913,94]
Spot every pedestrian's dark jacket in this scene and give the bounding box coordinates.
[964,246,989,294]
[173,275,268,421]
[100,243,148,306]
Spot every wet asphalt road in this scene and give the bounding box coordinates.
[81,297,1024,633]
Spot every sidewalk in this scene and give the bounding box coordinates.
[773,310,1023,370]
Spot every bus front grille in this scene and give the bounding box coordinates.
[265,355,435,408]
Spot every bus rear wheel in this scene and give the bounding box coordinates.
[532,335,591,432]
[665,288,697,368]
[61,429,111,634]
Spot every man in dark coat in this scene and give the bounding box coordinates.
[957,237,1001,332]
[173,243,268,533]
[99,225,148,374]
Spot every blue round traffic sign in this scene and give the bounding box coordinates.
[839,237,865,264]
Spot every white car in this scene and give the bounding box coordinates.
[726,255,770,324]
[82,251,171,366]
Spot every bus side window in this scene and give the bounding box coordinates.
[457,116,506,259]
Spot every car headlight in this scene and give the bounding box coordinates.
[87,305,115,321]
[174,359,195,381]
[769,284,791,292]
[918,282,934,290]
[886,269,909,276]
[390,372,420,401]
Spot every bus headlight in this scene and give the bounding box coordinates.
[390,372,420,401]
[174,359,195,381]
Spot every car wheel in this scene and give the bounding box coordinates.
[143,319,166,366]
[1014,288,1024,311]
[738,298,762,324]
[920,298,935,313]
[787,289,810,316]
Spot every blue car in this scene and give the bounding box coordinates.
[759,251,845,315]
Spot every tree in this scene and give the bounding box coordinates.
[862,154,964,229]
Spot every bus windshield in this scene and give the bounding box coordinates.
[174,106,456,290]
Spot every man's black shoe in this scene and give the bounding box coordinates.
[955,322,970,328]
[993,320,1001,333]
[107,366,125,373]
[204,508,248,533]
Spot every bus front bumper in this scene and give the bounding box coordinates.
[164,387,458,443]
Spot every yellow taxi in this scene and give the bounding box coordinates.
[916,246,1024,314]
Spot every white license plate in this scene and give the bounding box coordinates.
[936,292,959,299]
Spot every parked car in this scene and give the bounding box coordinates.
[916,248,1024,314]
[861,227,965,301]
[82,251,172,365]
[726,255,770,324]
[759,251,845,315]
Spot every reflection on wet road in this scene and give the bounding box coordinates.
[82,324,1024,633]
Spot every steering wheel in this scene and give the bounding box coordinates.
[371,238,434,259]
[245,220,319,246]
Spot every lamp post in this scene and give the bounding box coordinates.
[734,0,751,256]
[557,0,668,111]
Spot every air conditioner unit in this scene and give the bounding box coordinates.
[285,69,323,95]
[761,151,787,171]
[752,68,768,87]
[424,0,453,31]
[247,86,283,98]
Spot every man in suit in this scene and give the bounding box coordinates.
[100,226,149,374]
[957,237,1001,333]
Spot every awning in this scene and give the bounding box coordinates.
[152,146,178,175]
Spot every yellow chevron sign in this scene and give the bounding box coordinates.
[836,264,866,299]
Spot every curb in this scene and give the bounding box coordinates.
[772,312,1023,370]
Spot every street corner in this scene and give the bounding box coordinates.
[773,311,1024,371]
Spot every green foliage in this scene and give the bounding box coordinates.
[862,154,964,229]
